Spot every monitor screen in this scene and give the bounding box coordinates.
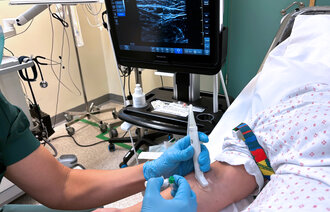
[105,0,221,75]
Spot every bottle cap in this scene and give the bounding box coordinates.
[169,176,175,184]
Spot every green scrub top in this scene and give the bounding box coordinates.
[0,93,97,211]
[0,92,40,181]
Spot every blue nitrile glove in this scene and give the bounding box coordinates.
[143,132,210,180]
[141,175,197,212]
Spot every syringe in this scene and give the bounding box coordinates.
[187,104,209,187]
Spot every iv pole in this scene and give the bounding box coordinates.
[64,6,120,135]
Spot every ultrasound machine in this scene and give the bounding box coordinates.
[104,0,228,167]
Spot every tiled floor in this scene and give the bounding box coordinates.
[10,101,144,209]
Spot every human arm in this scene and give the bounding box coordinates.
[181,161,257,211]
[121,161,257,212]
[5,145,146,210]
[5,132,209,210]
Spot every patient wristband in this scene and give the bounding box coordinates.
[233,123,275,181]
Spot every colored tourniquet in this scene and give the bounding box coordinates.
[233,123,275,181]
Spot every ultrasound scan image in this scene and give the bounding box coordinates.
[136,0,188,44]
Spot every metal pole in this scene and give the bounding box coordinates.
[219,70,230,107]
[67,6,89,112]
[213,72,219,113]
[106,17,128,106]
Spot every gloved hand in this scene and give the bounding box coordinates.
[143,132,210,180]
[141,175,197,212]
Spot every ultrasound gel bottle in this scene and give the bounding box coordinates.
[133,84,147,108]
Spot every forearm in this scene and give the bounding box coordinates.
[185,161,257,211]
[6,146,146,210]
[59,164,145,209]
[123,161,257,212]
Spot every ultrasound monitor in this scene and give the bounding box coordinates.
[105,0,223,75]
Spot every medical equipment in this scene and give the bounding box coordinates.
[61,5,121,136]
[2,5,48,39]
[105,0,224,75]
[104,0,229,167]
[187,105,208,187]
[104,0,229,101]
[144,176,175,190]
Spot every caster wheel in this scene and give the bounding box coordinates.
[64,113,73,122]
[135,128,140,136]
[108,143,116,152]
[109,129,118,139]
[91,106,100,114]
[66,127,75,136]
[119,162,127,168]
[112,110,118,119]
[100,123,108,133]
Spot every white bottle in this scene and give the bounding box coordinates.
[133,84,147,108]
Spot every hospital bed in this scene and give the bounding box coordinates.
[205,6,330,211]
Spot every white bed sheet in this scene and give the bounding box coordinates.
[206,15,330,162]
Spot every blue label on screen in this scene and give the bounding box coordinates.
[174,48,183,54]
[117,12,126,17]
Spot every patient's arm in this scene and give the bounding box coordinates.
[183,161,257,211]
[122,161,257,212]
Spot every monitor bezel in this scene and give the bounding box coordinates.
[105,0,221,75]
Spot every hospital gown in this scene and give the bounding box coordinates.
[216,83,330,211]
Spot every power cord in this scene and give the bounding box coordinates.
[128,129,139,164]
[4,47,14,56]
[50,134,108,147]
[51,12,69,28]
[42,138,58,157]
[85,3,103,16]
[118,65,133,101]
[160,75,164,88]
[81,3,103,28]
[128,74,132,100]
[48,6,82,96]
[101,10,108,30]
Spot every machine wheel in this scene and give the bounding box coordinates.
[91,105,100,114]
[135,128,140,136]
[100,123,108,133]
[108,143,116,152]
[119,162,128,168]
[64,113,73,122]
[66,126,75,136]
[109,128,118,139]
[112,110,118,119]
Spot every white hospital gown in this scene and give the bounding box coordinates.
[216,83,330,211]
